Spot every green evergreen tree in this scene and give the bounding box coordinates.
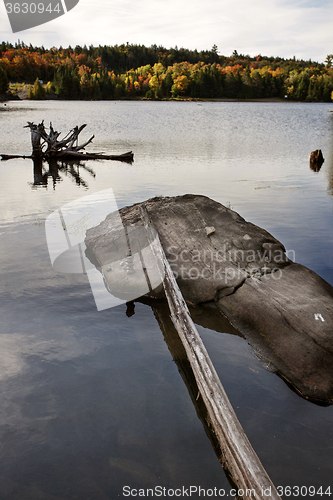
[241,66,253,98]
[161,71,173,97]
[99,71,115,99]
[325,55,333,68]
[0,66,9,94]
[54,66,80,99]
[224,72,238,98]
[28,77,45,99]
[322,74,333,102]
[294,71,310,101]
[251,70,264,98]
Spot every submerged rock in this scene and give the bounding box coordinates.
[85,194,333,404]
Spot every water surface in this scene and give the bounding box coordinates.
[0,100,333,499]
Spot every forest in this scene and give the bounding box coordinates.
[0,41,333,101]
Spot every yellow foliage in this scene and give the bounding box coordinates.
[149,75,159,89]
[152,63,165,74]
[172,74,190,95]
[287,85,294,96]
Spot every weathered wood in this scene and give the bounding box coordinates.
[69,135,95,153]
[24,121,44,156]
[20,122,134,162]
[1,154,33,160]
[139,204,281,500]
[1,122,134,163]
[56,150,134,162]
[1,151,133,163]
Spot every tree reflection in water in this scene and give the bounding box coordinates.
[32,156,96,189]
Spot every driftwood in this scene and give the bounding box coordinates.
[56,150,134,162]
[0,122,133,163]
[24,121,95,157]
[139,204,281,500]
[0,154,33,160]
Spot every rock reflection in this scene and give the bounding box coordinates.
[138,297,243,468]
[126,301,136,317]
[326,112,333,195]
[328,164,333,195]
[32,157,96,189]
[327,154,333,196]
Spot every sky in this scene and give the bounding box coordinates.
[0,0,332,62]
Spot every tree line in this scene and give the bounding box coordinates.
[0,41,333,101]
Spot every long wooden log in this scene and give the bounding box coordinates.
[1,151,134,163]
[1,154,33,160]
[139,204,281,500]
[55,150,134,162]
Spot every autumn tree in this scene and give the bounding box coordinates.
[1,43,332,101]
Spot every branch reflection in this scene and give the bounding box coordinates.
[32,157,96,189]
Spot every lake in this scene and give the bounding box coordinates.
[0,99,333,499]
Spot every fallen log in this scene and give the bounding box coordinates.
[1,154,33,161]
[1,151,134,163]
[139,204,281,500]
[56,150,134,163]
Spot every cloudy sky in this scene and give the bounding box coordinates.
[0,0,332,62]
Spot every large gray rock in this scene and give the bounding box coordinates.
[85,194,333,404]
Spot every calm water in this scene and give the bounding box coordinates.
[0,100,333,499]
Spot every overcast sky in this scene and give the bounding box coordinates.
[0,0,332,62]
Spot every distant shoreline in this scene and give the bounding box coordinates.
[1,93,331,104]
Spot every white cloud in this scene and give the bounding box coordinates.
[0,0,332,61]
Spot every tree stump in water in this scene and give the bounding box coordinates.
[1,121,133,163]
[24,121,94,158]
